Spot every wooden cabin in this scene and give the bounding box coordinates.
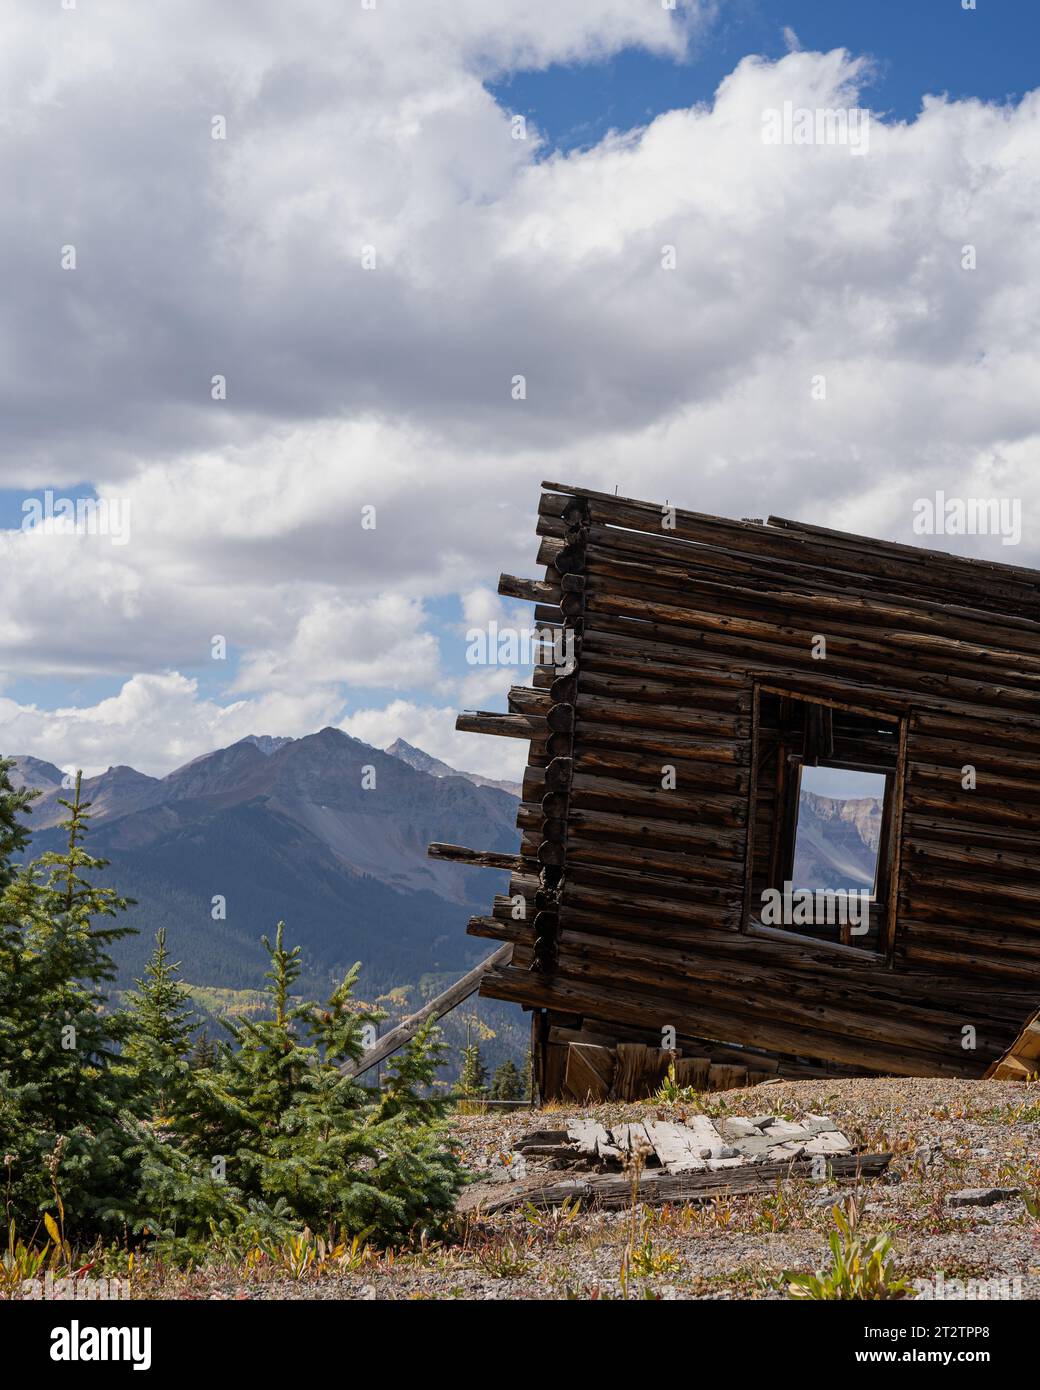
[430,481,1040,1100]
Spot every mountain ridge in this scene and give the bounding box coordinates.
[385,737,522,796]
[7,729,519,996]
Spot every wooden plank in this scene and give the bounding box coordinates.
[986,1011,1040,1079]
[562,1042,615,1102]
[643,1121,709,1172]
[565,1120,611,1158]
[613,1043,671,1100]
[474,1152,893,1213]
[342,945,512,1078]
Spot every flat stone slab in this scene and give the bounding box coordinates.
[761,1119,813,1142]
[643,1120,709,1173]
[730,1134,778,1159]
[610,1123,655,1155]
[804,1131,853,1155]
[666,1114,736,1159]
[718,1117,763,1140]
[767,1140,808,1160]
[803,1114,841,1134]
[566,1121,610,1157]
[947,1187,1021,1208]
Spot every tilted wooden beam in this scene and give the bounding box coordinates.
[428,842,523,871]
[342,944,513,1079]
[455,710,541,739]
[498,572,561,604]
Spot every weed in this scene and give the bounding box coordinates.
[707,1194,735,1230]
[627,1223,682,1278]
[522,1196,583,1243]
[753,1184,792,1233]
[471,1234,534,1278]
[783,1194,912,1300]
[652,1063,703,1107]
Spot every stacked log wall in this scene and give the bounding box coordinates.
[448,482,1040,1079]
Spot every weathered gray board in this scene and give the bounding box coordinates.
[343,944,512,1079]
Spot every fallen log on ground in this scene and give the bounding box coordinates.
[470,1151,893,1214]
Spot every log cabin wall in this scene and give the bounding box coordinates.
[440,481,1040,1082]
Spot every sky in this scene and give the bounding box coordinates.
[1,0,1038,782]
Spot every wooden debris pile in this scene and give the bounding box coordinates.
[517,1112,855,1174]
[462,1112,890,1214]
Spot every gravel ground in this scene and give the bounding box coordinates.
[131,1078,1040,1300]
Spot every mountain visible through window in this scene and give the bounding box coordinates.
[791,766,887,897]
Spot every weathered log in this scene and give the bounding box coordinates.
[471,1151,893,1213]
[455,710,542,739]
[428,843,524,871]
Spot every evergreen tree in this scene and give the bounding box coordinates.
[490,1059,522,1101]
[457,1041,487,1099]
[0,772,136,1235]
[138,925,463,1249]
[0,774,465,1255]
[122,929,196,1120]
[0,755,37,889]
[362,1018,462,1238]
[521,1051,533,1101]
[191,1031,218,1070]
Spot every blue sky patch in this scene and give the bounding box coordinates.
[489,0,1037,153]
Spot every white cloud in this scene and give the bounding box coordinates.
[450,667,524,709]
[234,594,440,693]
[459,587,534,634]
[339,699,526,783]
[2,10,1039,770]
[0,673,343,778]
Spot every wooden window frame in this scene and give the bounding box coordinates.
[742,683,909,965]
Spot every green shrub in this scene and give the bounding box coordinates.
[0,758,463,1259]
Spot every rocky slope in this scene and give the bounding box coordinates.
[791,792,883,891]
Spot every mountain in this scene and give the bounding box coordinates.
[8,755,65,794]
[9,730,520,998]
[385,738,522,796]
[791,792,883,892]
[238,735,293,756]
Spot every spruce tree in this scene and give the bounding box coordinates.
[0,773,465,1253]
[457,1041,487,1099]
[143,924,463,1248]
[122,929,196,1121]
[0,772,136,1235]
[0,755,37,889]
[191,1031,218,1070]
[490,1059,522,1101]
[521,1051,533,1101]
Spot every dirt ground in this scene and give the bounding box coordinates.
[140,1076,1040,1301]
